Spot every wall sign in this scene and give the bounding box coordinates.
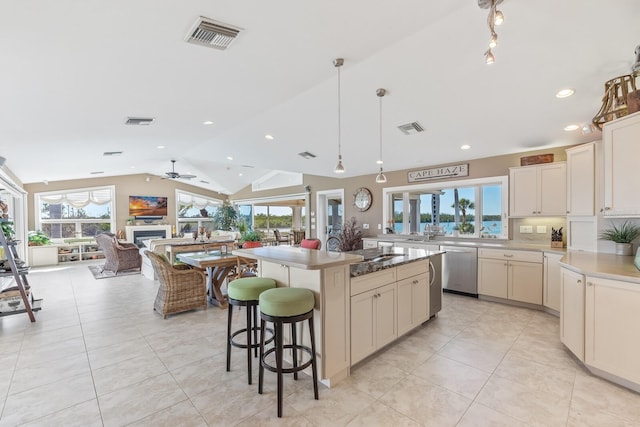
[408,164,469,182]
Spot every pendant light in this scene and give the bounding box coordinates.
[333,58,345,174]
[478,0,504,64]
[375,88,387,184]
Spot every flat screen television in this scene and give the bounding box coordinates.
[129,195,168,218]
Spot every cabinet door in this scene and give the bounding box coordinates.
[510,166,539,216]
[567,217,597,251]
[478,258,508,298]
[411,274,429,326]
[543,253,562,312]
[509,261,543,305]
[396,277,413,336]
[585,276,640,385]
[350,289,376,364]
[375,283,397,349]
[566,143,595,216]
[603,112,640,216]
[259,261,289,287]
[538,163,566,216]
[560,267,585,361]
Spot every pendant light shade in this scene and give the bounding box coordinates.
[333,58,345,174]
[375,88,387,184]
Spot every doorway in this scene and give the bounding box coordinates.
[316,189,344,247]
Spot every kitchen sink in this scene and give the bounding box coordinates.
[367,254,407,263]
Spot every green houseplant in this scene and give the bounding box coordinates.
[0,221,15,241]
[599,221,640,255]
[240,230,262,248]
[28,230,51,246]
[213,200,238,231]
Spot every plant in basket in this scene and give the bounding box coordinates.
[240,230,262,248]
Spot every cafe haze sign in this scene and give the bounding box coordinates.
[408,163,469,182]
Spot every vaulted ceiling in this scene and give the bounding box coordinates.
[2,1,639,194]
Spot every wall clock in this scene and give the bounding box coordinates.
[353,187,373,212]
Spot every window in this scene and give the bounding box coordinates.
[175,190,222,234]
[35,186,115,238]
[383,176,508,238]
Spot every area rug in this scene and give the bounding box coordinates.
[88,265,141,280]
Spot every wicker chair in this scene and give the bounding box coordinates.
[95,233,142,274]
[145,251,207,318]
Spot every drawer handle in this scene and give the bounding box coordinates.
[577,280,582,284]
[503,254,514,258]
[413,280,419,284]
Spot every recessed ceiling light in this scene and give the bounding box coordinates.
[238,173,243,177]
[203,121,214,125]
[226,156,233,161]
[564,124,580,131]
[556,88,575,98]
[157,145,165,149]
[265,134,274,140]
[460,144,471,150]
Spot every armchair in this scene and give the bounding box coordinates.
[145,251,207,318]
[95,233,142,274]
[273,229,290,246]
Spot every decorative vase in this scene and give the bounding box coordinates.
[616,243,633,256]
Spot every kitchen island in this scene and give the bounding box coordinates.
[233,245,443,386]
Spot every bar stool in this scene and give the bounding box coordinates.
[226,277,276,384]
[258,287,319,418]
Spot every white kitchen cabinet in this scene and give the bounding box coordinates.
[543,252,562,312]
[397,262,429,336]
[566,217,597,252]
[350,281,397,364]
[259,261,290,287]
[566,142,596,216]
[394,241,440,252]
[602,111,640,216]
[477,249,543,304]
[560,267,585,361]
[585,276,640,385]
[478,257,508,298]
[509,163,566,217]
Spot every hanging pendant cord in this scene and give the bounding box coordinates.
[337,65,342,156]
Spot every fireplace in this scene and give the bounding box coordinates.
[125,225,172,248]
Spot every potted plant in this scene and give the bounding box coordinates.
[28,230,51,246]
[337,216,363,251]
[240,230,262,248]
[0,221,15,241]
[599,221,640,255]
[213,200,238,231]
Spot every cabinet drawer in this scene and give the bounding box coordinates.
[396,261,428,281]
[478,248,542,263]
[351,268,396,296]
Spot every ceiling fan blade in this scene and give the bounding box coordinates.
[179,174,196,179]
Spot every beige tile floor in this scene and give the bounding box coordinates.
[1,262,640,426]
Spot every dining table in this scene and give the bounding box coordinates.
[176,250,239,309]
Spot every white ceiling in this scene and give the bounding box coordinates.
[1,1,639,194]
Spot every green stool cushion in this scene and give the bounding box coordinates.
[259,287,315,317]
[228,277,276,301]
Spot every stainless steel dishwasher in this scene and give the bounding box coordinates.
[428,252,443,317]
[440,246,478,296]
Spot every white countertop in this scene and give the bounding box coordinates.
[233,246,364,270]
[560,250,640,284]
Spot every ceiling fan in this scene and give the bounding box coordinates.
[164,160,196,179]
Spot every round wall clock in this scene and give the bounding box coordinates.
[353,187,373,212]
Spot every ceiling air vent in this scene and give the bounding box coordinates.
[125,117,154,126]
[397,122,425,135]
[103,151,122,156]
[298,152,317,159]
[185,16,241,50]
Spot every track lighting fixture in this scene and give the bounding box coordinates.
[479,0,504,64]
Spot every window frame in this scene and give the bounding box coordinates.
[34,185,116,239]
[175,189,223,232]
[382,176,508,238]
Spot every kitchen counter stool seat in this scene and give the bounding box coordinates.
[226,277,276,385]
[258,287,318,418]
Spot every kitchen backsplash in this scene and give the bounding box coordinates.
[511,217,567,245]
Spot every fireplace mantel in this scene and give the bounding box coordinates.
[125,225,172,244]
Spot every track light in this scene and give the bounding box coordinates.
[489,32,498,48]
[494,10,504,25]
[479,0,504,64]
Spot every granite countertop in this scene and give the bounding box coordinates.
[365,235,567,255]
[233,246,364,270]
[560,250,640,284]
[349,247,444,277]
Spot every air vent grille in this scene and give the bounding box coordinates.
[103,151,122,156]
[125,117,154,126]
[298,152,317,159]
[185,17,241,50]
[397,122,425,135]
